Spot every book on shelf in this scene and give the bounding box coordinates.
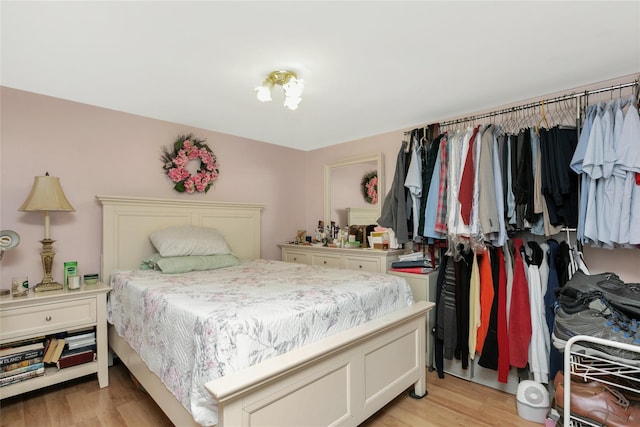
[52,328,96,352]
[0,339,45,357]
[0,356,44,374]
[0,361,45,379]
[0,348,45,367]
[390,267,432,274]
[43,338,66,365]
[42,338,58,363]
[66,337,96,351]
[56,349,95,370]
[0,366,45,387]
[64,330,95,342]
[61,344,96,358]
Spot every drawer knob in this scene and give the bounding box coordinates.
[358,265,363,269]
[45,316,52,321]
[323,261,327,264]
[293,257,297,261]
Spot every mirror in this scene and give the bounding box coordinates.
[323,153,384,229]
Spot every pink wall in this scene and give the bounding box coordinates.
[0,87,306,289]
[3,74,640,291]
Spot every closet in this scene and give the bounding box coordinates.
[382,76,640,396]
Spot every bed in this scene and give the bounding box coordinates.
[98,195,432,427]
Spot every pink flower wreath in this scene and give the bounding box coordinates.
[161,134,219,193]
[362,172,378,204]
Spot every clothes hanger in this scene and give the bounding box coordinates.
[402,131,411,153]
[537,100,550,130]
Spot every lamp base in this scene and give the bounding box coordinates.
[34,280,63,293]
[34,238,63,292]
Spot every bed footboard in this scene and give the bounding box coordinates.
[206,300,432,427]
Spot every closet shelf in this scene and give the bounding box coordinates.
[562,335,640,427]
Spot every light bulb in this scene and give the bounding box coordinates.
[284,96,302,110]
[255,85,272,102]
[283,78,304,98]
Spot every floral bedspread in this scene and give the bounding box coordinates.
[107,259,414,426]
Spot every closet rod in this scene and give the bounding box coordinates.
[584,80,637,97]
[438,78,638,128]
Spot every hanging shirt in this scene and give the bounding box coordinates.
[620,101,640,244]
[595,101,616,247]
[452,129,473,237]
[435,134,449,235]
[529,128,545,235]
[377,144,410,243]
[571,104,598,243]
[423,143,445,239]
[405,142,423,239]
[468,252,481,361]
[583,103,608,243]
[491,127,507,247]
[525,241,549,384]
[470,126,485,240]
[475,249,494,355]
[506,135,517,225]
[478,125,500,238]
[418,134,442,235]
[495,247,510,383]
[446,130,463,235]
[459,126,480,226]
[609,98,629,244]
[508,238,532,369]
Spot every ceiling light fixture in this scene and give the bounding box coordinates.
[255,70,304,110]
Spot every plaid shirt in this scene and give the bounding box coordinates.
[434,134,449,235]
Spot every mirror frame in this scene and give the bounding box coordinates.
[323,153,384,229]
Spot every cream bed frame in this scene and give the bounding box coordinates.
[98,195,432,427]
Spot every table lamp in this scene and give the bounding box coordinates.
[18,173,75,292]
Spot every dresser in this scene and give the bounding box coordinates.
[386,270,438,368]
[278,243,407,273]
[0,283,110,399]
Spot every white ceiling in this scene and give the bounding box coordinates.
[2,1,639,151]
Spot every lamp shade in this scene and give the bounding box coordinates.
[18,175,75,212]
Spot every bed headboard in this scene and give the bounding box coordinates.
[346,207,378,225]
[97,195,263,282]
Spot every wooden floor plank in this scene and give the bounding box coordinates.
[1,362,542,426]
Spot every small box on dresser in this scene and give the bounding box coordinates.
[0,283,110,399]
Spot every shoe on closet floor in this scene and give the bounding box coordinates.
[564,270,640,320]
[553,372,640,404]
[555,378,640,427]
[552,297,640,365]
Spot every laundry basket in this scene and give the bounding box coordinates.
[516,380,550,423]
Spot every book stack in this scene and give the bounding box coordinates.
[0,338,46,387]
[54,329,96,370]
[390,258,433,274]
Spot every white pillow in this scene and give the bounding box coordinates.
[149,225,231,257]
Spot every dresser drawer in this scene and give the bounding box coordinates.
[344,256,381,273]
[282,250,309,264]
[0,298,97,342]
[311,254,341,269]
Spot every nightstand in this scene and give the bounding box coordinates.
[0,283,110,399]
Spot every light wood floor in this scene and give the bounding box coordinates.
[0,362,542,427]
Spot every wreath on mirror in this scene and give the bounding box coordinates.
[161,134,219,193]
[361,171,378,204]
